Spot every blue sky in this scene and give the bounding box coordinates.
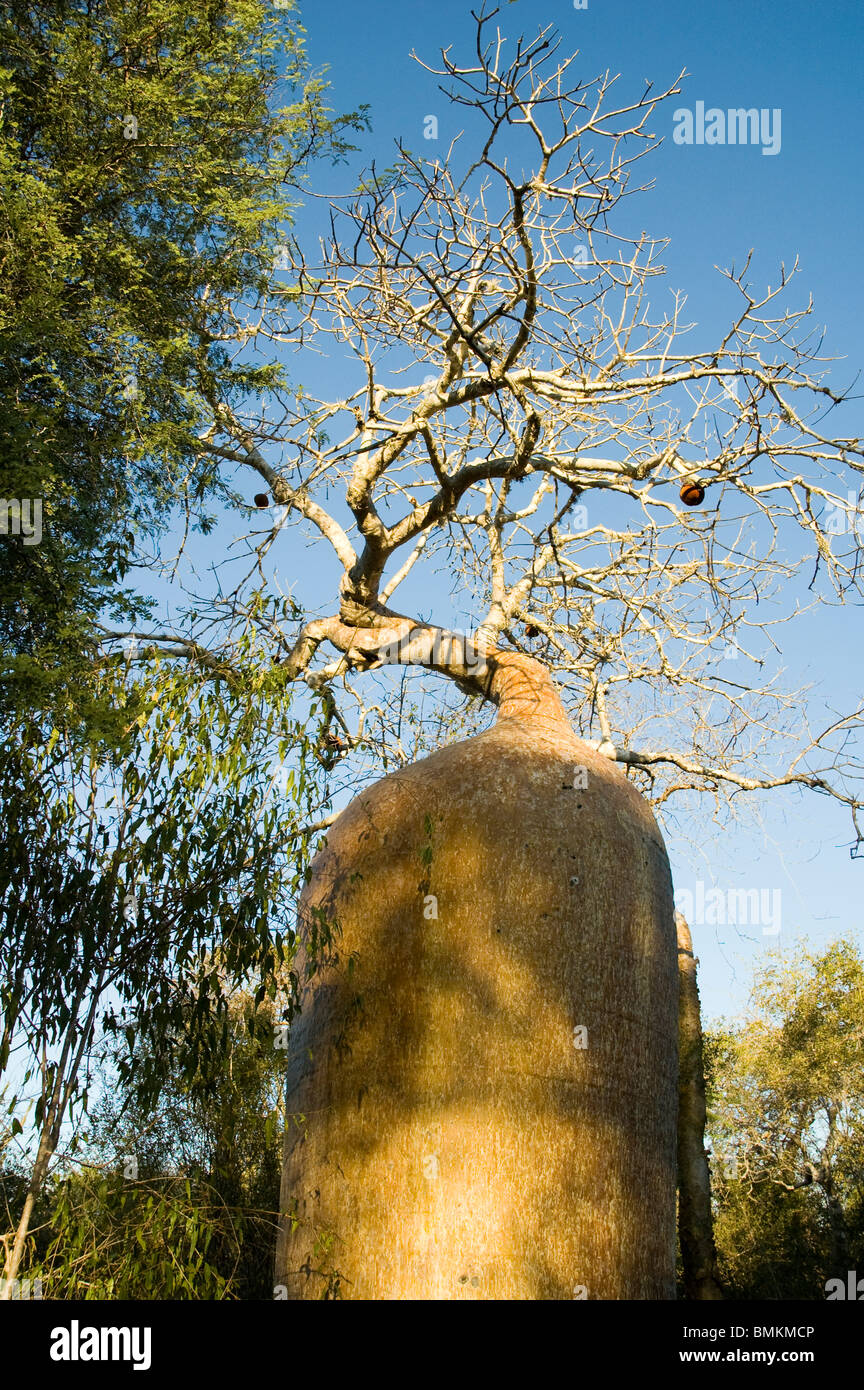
[273,0,862,1021]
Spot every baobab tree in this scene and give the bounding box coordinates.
[110,7,864,1297]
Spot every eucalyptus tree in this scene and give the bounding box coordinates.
[0,649,329,1294]
[0,0,373,1299]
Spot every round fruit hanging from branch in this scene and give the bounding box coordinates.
[679,480,705,507]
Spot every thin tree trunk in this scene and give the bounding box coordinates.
[1,966,105,1297]
[2,1124,56,1297]
[676,911,724,1300]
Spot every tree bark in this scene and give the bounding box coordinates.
[276,655,679,1299]
[676,912,724,1300]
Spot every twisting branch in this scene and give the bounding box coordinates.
[112,3,864,849]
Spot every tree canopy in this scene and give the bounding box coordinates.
[706,939,864,1299]
[0,0,367,727]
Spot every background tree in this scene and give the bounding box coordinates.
[1,987,286,1299]
[0,644,329,1295]
[705,939,864,1299]
[0,0,367,728]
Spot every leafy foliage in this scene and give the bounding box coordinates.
[706,940,864,1298]
[0,0,367,726]
[0,648,330,1287]
[3,991,287,1299]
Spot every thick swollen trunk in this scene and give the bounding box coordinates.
[276,654,678,1299]
[676,912,724,1300]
